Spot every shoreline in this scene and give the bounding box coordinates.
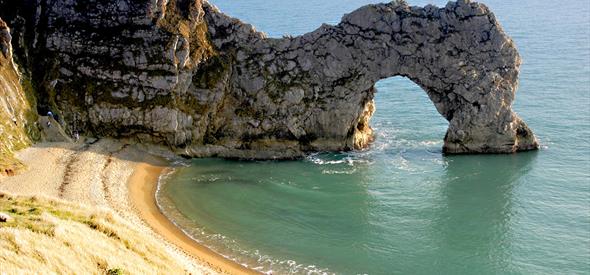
[0,139,257,274]
[127,162,259,275]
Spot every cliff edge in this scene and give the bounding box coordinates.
[0,18,38,175]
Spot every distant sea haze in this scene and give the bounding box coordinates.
[158,0,590,274]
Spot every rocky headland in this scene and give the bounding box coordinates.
[0,0,538,161]
[0,0,541,273]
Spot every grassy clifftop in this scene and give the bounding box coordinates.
[0,192,189,274]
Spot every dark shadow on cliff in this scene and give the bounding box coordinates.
[2,0,540,160]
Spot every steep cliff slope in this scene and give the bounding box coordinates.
[0,18,38,175]
[0,0,538,159]
[1,0,215,145]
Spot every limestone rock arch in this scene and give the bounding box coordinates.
[0,0,539,159]
[201,0,539,156]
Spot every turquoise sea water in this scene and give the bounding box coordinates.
[158,0,590,274]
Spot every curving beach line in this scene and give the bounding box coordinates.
[128,163,260,275]
[0,138,259,274]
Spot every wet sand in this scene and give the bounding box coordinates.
[0,138,257,274]
[128,162,259,275]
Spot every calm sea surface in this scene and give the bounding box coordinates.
[158,1,590,274]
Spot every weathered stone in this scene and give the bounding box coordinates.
[201,0,539,156]
[0,19,10,59]
[0,0,538,159]
[0,17,38,172]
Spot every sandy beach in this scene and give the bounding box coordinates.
[0,138,258,274]
[128,163,259,275]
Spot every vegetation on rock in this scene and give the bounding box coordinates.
[0,18,39,175]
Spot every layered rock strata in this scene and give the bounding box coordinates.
[203,0,539,156]
[0,0,538,159]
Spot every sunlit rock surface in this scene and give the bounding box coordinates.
[0,0,538,159]
[0,18,38,174]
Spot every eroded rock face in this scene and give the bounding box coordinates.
[203,0,539,156]
[0,19,11,60]
[0,0,215,148]
[0,17,38,173]
[0,0,538,159]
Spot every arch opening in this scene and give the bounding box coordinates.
[358,76,448,152]
[202,0,539,157]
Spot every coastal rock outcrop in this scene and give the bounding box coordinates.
[0,0,538,159]
[0,17,38,174]
[203,0,539,156]
[1,0,215,147]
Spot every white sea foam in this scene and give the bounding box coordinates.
[306,153,373,167]
[321,169,357,175]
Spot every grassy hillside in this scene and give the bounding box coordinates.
[0,63,39,175]
[0,24,39,175]
[0,192,189,274]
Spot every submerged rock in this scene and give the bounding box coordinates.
[0,0,538,159]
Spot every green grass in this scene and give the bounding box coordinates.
[0,194,89,236]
